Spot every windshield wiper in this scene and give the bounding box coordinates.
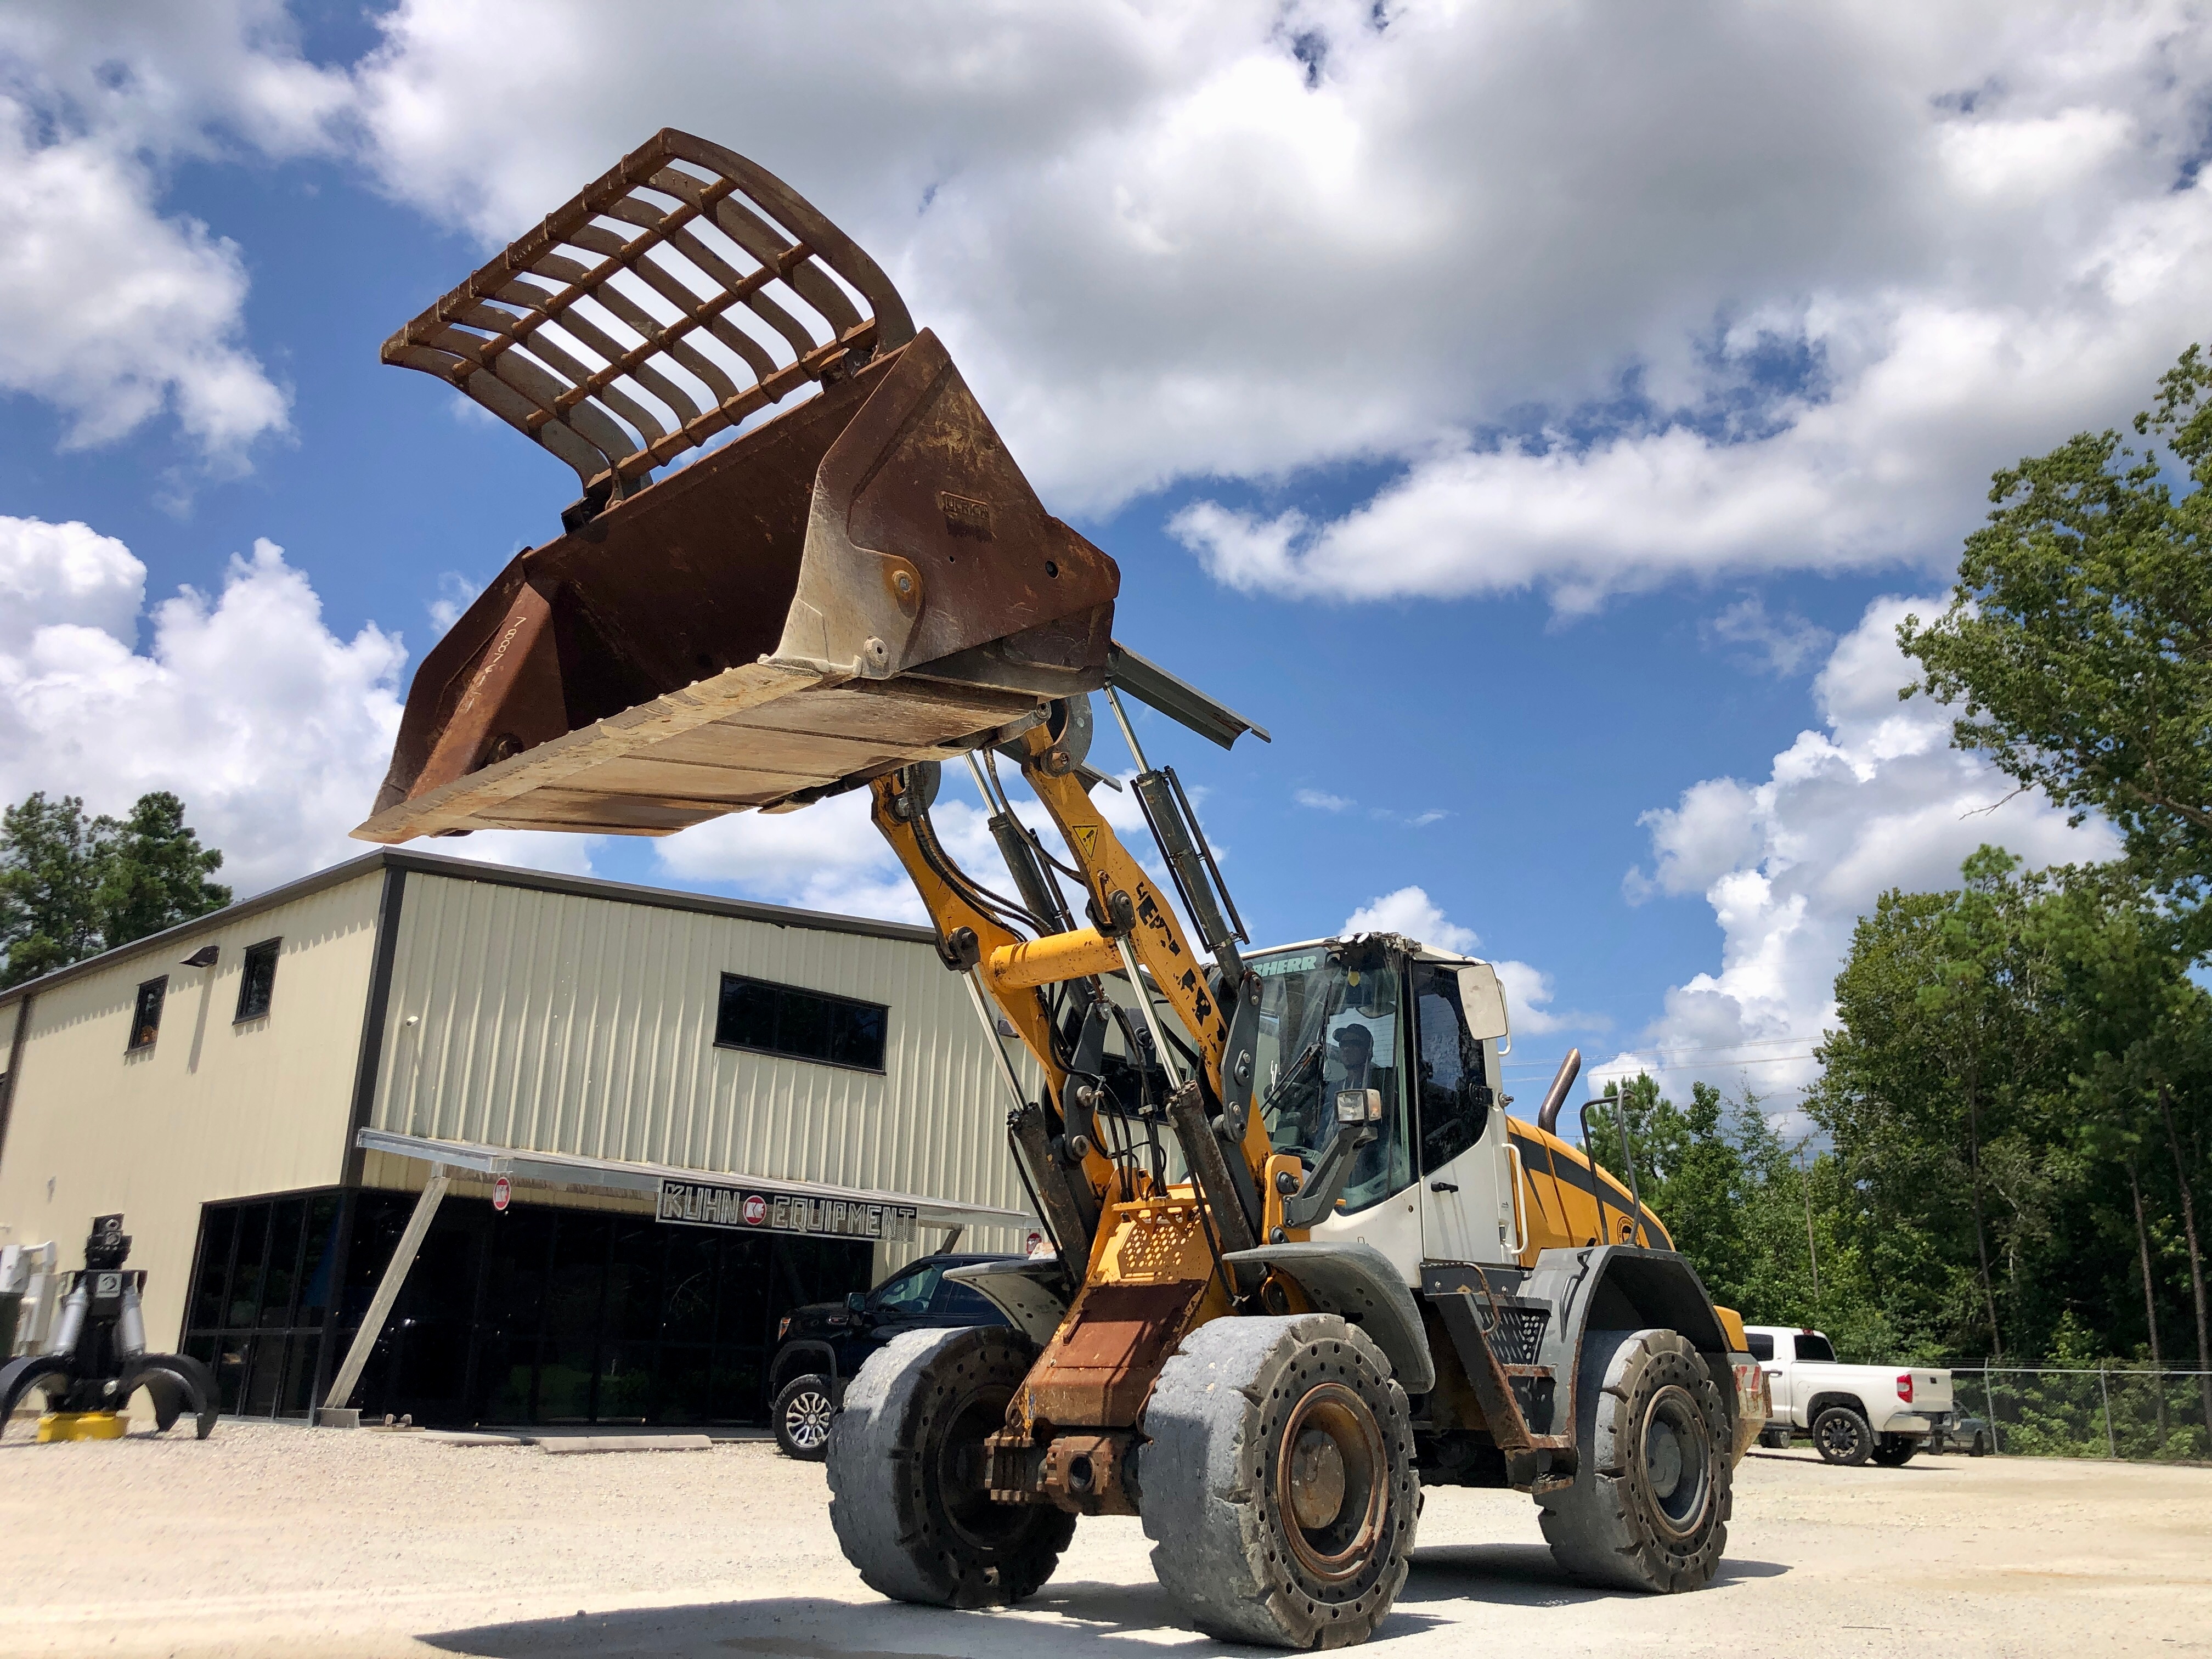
[1259,1036,1322,1119]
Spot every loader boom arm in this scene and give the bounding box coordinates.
[870,712,1280,1265]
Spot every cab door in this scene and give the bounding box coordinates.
[1413,961,1512,1265]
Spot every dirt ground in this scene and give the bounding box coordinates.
[2,1423,2206,1659]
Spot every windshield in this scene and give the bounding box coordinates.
[1249,947,1413,1215]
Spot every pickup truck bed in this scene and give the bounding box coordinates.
[1745,1325,1954,1466]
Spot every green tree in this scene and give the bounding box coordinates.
[1899,342,2212,895]
[1810,848,2058,1360]
[0,789,230,988]
[0,793,105,988]
[2031,864,2212,1433]
[93,791,229,949]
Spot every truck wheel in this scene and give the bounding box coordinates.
[1539,1328,1730,1593]
[1758,1426,1791,1450]
[1970,1430,1991,1457]
[1141,1313,1419,1649]
[772,1373,836,1461]
[1812,1404,1872,1466]
[1869,1434,1917,1467]
[826,1327,1073,1609]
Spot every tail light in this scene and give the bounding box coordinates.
[1896,1372,1914,1403]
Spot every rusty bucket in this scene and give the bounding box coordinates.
[354,130,1117,843]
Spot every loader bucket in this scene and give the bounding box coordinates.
[354,131,1118,842]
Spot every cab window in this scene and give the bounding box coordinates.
[870,1263,941,1314]
[1413,962,1490,1173]
[1793,1331,1835,1363]
[1746,1332,1775,1362]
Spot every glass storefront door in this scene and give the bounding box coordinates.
[183,1188,872,1427]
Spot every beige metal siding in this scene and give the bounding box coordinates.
[0,872,385,1352]
[371,872,1039,1268]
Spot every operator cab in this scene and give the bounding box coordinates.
[1245,933,1515,1274]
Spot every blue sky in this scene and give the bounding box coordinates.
[1,1,2186,1110]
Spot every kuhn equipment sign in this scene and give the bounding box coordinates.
[656,1178,918,1244]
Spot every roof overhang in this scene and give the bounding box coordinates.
[354,1127,1030,1234]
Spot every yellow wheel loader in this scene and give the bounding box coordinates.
[358,130,1769,1647]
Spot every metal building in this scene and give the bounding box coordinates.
[0,850,1032,1429]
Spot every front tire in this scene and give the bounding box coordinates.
[772,1373,836,1461]
[826,1327,1073,1609]
[1539,1328,1731,1593]
[1813,1404,1873,1466]
[1870,1434,1917,1467]
[1758,1425,1791,1450]
[1141,1313,1419,1649]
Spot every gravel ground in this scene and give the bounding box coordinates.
[2,1421,2207,1658]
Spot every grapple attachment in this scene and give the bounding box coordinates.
[356,130,1117,842]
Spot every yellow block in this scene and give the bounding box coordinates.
[36,1412,127,1442]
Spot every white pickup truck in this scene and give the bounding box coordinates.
[1745,1325,1955,1466]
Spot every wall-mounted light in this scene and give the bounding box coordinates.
[180,945,219,969]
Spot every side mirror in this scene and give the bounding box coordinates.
[1335,1088,1383,1125]
[1457,963,1510,1050]
[845,1291,869,1316]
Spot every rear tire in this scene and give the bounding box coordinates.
[1813,1404,1873,1466]
[826,1327,1073,1609]
[1870,1434,1917,1467]
[1970,1431,1991,1457]
[1539,1328,1731,1593]
[772,1373,836,1461]
[1141,1313,1419,1649]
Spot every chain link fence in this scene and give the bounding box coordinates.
[1945,1365,2212,1462]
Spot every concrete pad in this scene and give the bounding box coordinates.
[2,1424,2207,1657]
[536,1434,713,1454]
[421,1431,529,1447]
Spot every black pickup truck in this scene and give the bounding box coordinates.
[769,1251,1017,1458]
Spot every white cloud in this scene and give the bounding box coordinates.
[655,791,929,925]
[1339,885,1586,1038]
[340,1,2212,597]
[1492,958,1578,1040]
[0,101,289,467]
[0,515,594,895]
[1703,595,1834,676]
[0,2,349,470]
[1344,885,1477,953]
[426,572,482,633]
[1617,595,2121,1104]
[1295,788,1354,812]
[655,761,1166,928]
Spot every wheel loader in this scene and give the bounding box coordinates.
[356,129,1770,1647]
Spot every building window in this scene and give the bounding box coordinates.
[235,938,280,1023]
[128,977,167,1052]
[714,974,887,1072]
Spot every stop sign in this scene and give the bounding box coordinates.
[493,1175,511,1212]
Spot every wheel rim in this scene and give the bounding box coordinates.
[932,1389,1026,1550]
[1274,1381,1387,1583]
[1818,1414,1861,1460]
[783,1389,833,1451]
[1639,1384,1713,1538]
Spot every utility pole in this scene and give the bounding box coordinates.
[1794,1138,1819,1301]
